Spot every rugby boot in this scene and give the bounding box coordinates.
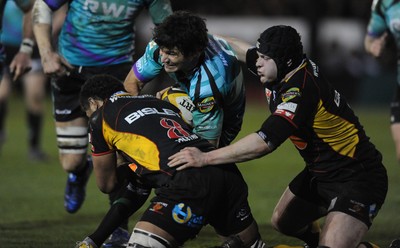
[103,227,130,248]
[75,237,98,248]
[64,156,93,213]
[358,241,380,248]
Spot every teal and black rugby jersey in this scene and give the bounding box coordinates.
[133,34,245,145]
[42,0,172,66]
[367,0,400,84]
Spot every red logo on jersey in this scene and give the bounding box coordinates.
[160,118,190,138]
[274,109,295,120]
[289,135,307,150]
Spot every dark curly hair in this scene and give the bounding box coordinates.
[153,10,208,57]
[79,74,125,111]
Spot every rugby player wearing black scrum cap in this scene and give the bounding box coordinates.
[169,25,387,248]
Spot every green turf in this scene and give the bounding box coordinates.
[0,95,399,247]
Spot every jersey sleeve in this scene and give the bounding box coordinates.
[366,1,388,37]
[147,0,173,25]
[257,114,296,149]
[88,111,114,156]
[132,40,163,83]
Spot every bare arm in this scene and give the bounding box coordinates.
[364,32,388,58]
[9,2,35,81]
[92,153,118,193]
[33,0,72,77]
[123,69,144,96]
[168,133,272,170]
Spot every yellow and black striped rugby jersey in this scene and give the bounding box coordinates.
[258,58,383,173]
[89,93,214,185]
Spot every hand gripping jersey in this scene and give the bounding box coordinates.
[43,0,172,66]
[133,34,246,146]
[367,0,400,85]
[257,58,383,173]
[88,93,214,187]
[0,0,31,77]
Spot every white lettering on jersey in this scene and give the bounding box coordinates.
[84,0,99,12]
[309,60,319,77]
[102,2,124,17]
[125,108,180,124]
[277,102,298,113]
[83,0,137,18]
[334,90,341,107]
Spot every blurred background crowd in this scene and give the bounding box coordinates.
[4,0,396,105]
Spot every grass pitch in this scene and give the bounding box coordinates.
[0,94,399,247]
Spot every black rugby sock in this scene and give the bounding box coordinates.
[27,111,42,149]
[0,100,8,134]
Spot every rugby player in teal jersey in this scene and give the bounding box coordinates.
[124,10,246,149]
[32,0,172,246]
[0,0,34,82]
[365,1,400,247]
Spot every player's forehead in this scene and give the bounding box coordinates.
[160,46,182,55]
[257,51,271,60]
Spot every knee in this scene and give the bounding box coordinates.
[128,228,174,248]
[271,211,292,234]
[56,126,89,172]
[59,153,87,172]
[220,221,266,248]
[271,212,298,235]
[270,211,280,231]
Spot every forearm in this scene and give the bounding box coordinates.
[364,35,375,55]
[22,9,34,41]
[33,0,54,57]
[364,33,387,57]
[205,133,271,165]
[123,69,143,95]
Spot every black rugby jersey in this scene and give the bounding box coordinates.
[258,57,382,173]
[89,93,214,186]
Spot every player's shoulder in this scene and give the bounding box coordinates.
[207,34,238,62]
[144,40,160,57]
[372,0,399,13]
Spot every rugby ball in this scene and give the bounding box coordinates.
[161,87,195,127]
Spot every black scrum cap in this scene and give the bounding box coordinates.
[257,25,303,82]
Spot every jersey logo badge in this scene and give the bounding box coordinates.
[197,97,216,113]
[265,88,272,104]
[275,109,295,120]
[149,201,168,215]
[172,203,192,224]
[277,102,298,113]
[282,87,300,102]
[160,118,190,138]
